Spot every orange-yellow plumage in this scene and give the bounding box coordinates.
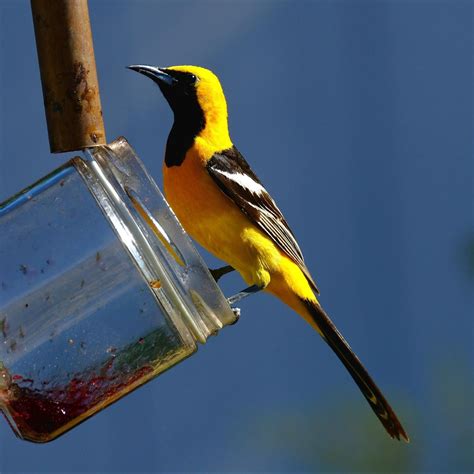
[129,62,409,442]
[168,66,232,153]
[163,145,317,309]
[163,66,317,307]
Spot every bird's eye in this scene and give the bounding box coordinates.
[188,74,197,84]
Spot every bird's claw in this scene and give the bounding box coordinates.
[209,265,235,282]
[227,284,262,305]
[230,307,240,324]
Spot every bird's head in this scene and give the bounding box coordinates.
[128,64,231,151]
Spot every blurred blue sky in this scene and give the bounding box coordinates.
[0,0,472,472]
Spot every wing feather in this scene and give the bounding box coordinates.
[206,146,319,293]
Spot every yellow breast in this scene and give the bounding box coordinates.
[162,145,281,287]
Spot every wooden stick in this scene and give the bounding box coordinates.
[31,0,106,153]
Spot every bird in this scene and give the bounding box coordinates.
[127,64,409,442]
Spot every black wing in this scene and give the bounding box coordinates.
[206,146,319,294]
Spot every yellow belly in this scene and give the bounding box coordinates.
[162,147,281,287]
[162,145,317,308]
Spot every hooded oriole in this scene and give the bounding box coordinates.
[128,64,409,442]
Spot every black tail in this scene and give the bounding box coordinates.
[302,298,409,442]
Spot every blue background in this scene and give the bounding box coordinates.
[0,0,472,472]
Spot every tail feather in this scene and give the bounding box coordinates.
[301,298,409,442]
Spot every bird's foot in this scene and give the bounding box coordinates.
[209,265,235,282]
[230,307,241,325]
[227,284,263,305]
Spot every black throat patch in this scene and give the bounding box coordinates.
[162,72,205,167]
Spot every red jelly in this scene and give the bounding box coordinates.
[0,138,236,443]
[1,354,154,442]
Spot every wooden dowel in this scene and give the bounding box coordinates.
[31,0,106,153]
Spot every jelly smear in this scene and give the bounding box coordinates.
[2,365,153,442]
[0,329,186,443]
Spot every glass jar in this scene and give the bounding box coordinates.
[0,137,236,443]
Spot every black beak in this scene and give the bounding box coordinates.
[127,65,176,86]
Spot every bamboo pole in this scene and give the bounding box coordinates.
[31,0,106,153]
